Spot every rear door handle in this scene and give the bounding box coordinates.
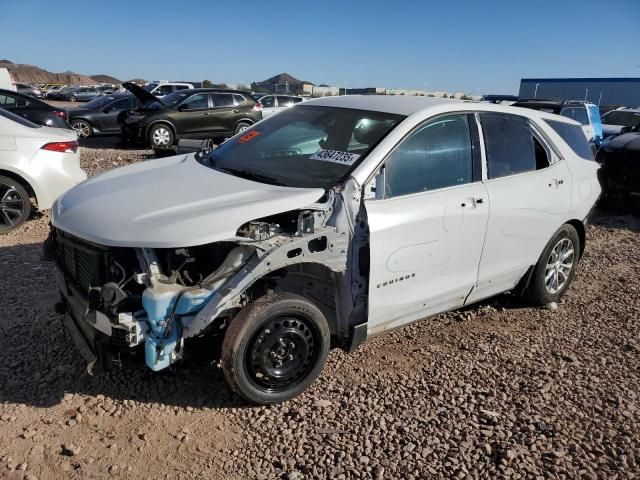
[548,178,564,188]
[203,112,213,116]
[233,109,240,113]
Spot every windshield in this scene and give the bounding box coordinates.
[85,95,119,109]
[602,110,640,128]
[204,105,404,189]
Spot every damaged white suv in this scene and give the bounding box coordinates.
[47,96,601,404]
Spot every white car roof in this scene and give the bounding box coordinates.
[303,95,582,127]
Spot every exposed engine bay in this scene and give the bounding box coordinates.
[47,185,369,373]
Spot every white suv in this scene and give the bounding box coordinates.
[143,82,194,97]
[48,96,600,404]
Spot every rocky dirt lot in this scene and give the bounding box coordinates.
[0,144,638,480]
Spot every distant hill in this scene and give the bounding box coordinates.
[0,60,127,85]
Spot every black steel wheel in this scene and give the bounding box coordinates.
[0,175,31,234]
[221,293,330,404]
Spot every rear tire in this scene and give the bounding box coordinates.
[221,293,330,405]
[0,176,31,234]
[71,119,93,138]
[524,224,581,305]
[234,122,251,135]
[148,124,174,149]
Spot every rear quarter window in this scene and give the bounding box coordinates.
[544,119,594,161]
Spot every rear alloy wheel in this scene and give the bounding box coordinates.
[524,224,580,305]
[149,124,174,148]
[221,293,330,405]
[234,122,251,135]
[71,119,93,138]
[0,176,31,234]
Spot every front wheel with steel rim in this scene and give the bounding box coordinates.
[524,224,581,305]
[221,293,330,405]
[0,176,31,234]
[71,119,92,138]
[148,124,174,148]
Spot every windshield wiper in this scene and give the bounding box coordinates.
[213,167,285,186]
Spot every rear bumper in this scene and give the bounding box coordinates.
[27,149,86,209]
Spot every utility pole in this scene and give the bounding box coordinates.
[534,83,540,98]
[584,88,589,101]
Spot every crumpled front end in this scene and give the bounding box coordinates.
[46,188,358,373]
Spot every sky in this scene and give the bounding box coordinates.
[1,0,639,94]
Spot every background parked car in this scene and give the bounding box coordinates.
[256,94,305,117]
[44,85,68,99]
[121,82,262,148]
[0,108,85,233]
[142,82,193,97]
[62,86,103,102]
[68,93,140,137]
[0,88,69,128]
[46,86,79,100]
[600,108,640,138]
[513,99,603,153]
[15,82,43,98]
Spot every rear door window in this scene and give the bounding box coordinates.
[0,94,27,107]
[479,113,549,179]
[110,98,132,110]
[157,85,174,96]
[276,96,294,108]
[212,94,234,108]
[544,119,594,160]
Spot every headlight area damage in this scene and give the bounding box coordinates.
[45,184,370,376]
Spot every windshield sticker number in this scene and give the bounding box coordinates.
[310,148,360,165]
[237,130,261,144]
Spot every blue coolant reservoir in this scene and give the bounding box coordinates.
[142,281,184,336]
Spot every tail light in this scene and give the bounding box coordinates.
[53,110,68,120]
[253,101,262,111]
[41,141,79,153]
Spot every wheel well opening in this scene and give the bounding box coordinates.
[248,263,339,338]
[0,170,37,204]
[566,219,586,259]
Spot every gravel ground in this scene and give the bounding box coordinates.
[0,144,638,479]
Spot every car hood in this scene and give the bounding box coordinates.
[123,82,160,107]
[51,154,325,248]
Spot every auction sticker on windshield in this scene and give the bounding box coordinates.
[310,148,361,166]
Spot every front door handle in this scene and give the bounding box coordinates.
[203,112,213,116]
[548,178,564,188]
[232,109,240,113]
[460,197,484,208]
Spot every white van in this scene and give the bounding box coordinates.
[0,68,16,91]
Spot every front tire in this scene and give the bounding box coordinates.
[148,124,174,149]
[0,176,31,234]
[71,119,93,138]
[524,224,581,305]
[234,121,251,135]
[221,293,330,405]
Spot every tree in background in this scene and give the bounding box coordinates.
[212,83,229,89]
[235,83,250,91]
[202,79,213,88]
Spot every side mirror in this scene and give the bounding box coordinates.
[177,104,188,112]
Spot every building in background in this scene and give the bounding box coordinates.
[519,78,640,108]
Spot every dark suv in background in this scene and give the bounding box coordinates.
[121,83,262,148]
